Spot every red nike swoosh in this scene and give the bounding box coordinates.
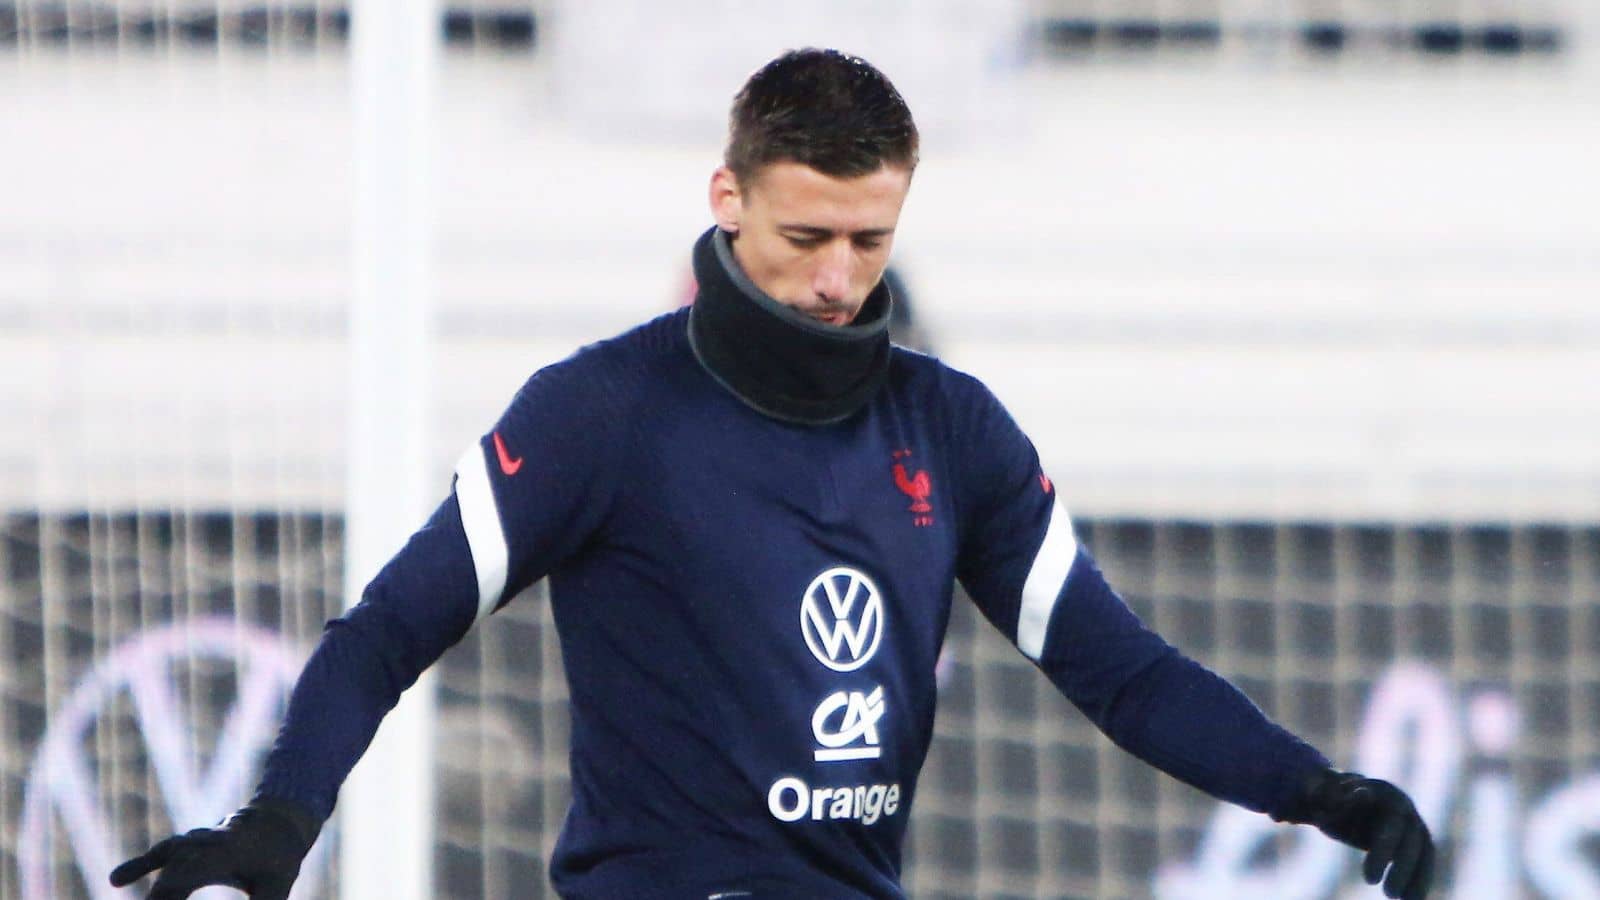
[493,432,523,476]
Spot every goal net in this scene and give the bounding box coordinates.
[12,514,1591,898]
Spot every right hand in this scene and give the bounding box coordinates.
[109,798,320,900]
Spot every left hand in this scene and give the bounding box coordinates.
[1288,769,1434,900]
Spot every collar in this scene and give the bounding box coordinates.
[687,226,892,425]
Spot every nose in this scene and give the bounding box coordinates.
[812,240,853,302]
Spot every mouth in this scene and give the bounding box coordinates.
[805,309,853,326]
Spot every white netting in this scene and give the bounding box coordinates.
[7,514,1598,898]
[0,514,346,899]
[911,523,1600,899]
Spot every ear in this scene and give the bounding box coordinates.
[709,166,743,234]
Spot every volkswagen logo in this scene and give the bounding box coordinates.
[801,566,884,672]
[18,619,329,900]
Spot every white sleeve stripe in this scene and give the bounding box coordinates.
[454,441,509,623]
[1016,500,1079,661]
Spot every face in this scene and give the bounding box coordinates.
[709,161,912,326]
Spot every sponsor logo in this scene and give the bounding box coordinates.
[812,687,885,762]
[18,619,327,900]
[891,449,934,527]
[493,431,523,476]
[767,776,901,826]
[801,567,884,672]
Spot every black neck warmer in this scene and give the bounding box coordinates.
[687,227,892,426]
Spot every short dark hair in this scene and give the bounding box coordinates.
[725,48,919,188]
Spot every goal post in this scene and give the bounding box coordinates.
[339,0,439,898]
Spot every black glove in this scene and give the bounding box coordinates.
[1282,768,1435,900]
[109,797,321,900]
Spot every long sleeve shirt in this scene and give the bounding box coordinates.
[256,307,1328,899]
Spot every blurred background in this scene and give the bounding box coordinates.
[3,1,1598,898]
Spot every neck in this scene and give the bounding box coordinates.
[687,227,893,425]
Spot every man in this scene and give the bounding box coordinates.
[111,49,1433,900]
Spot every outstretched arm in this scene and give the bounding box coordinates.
[949,370,1432,899]
[994,544,1431,899]
[111,347,632,898]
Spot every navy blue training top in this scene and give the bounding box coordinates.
[257,308,1328,898]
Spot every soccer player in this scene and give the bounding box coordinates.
[111,49,1433,900]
